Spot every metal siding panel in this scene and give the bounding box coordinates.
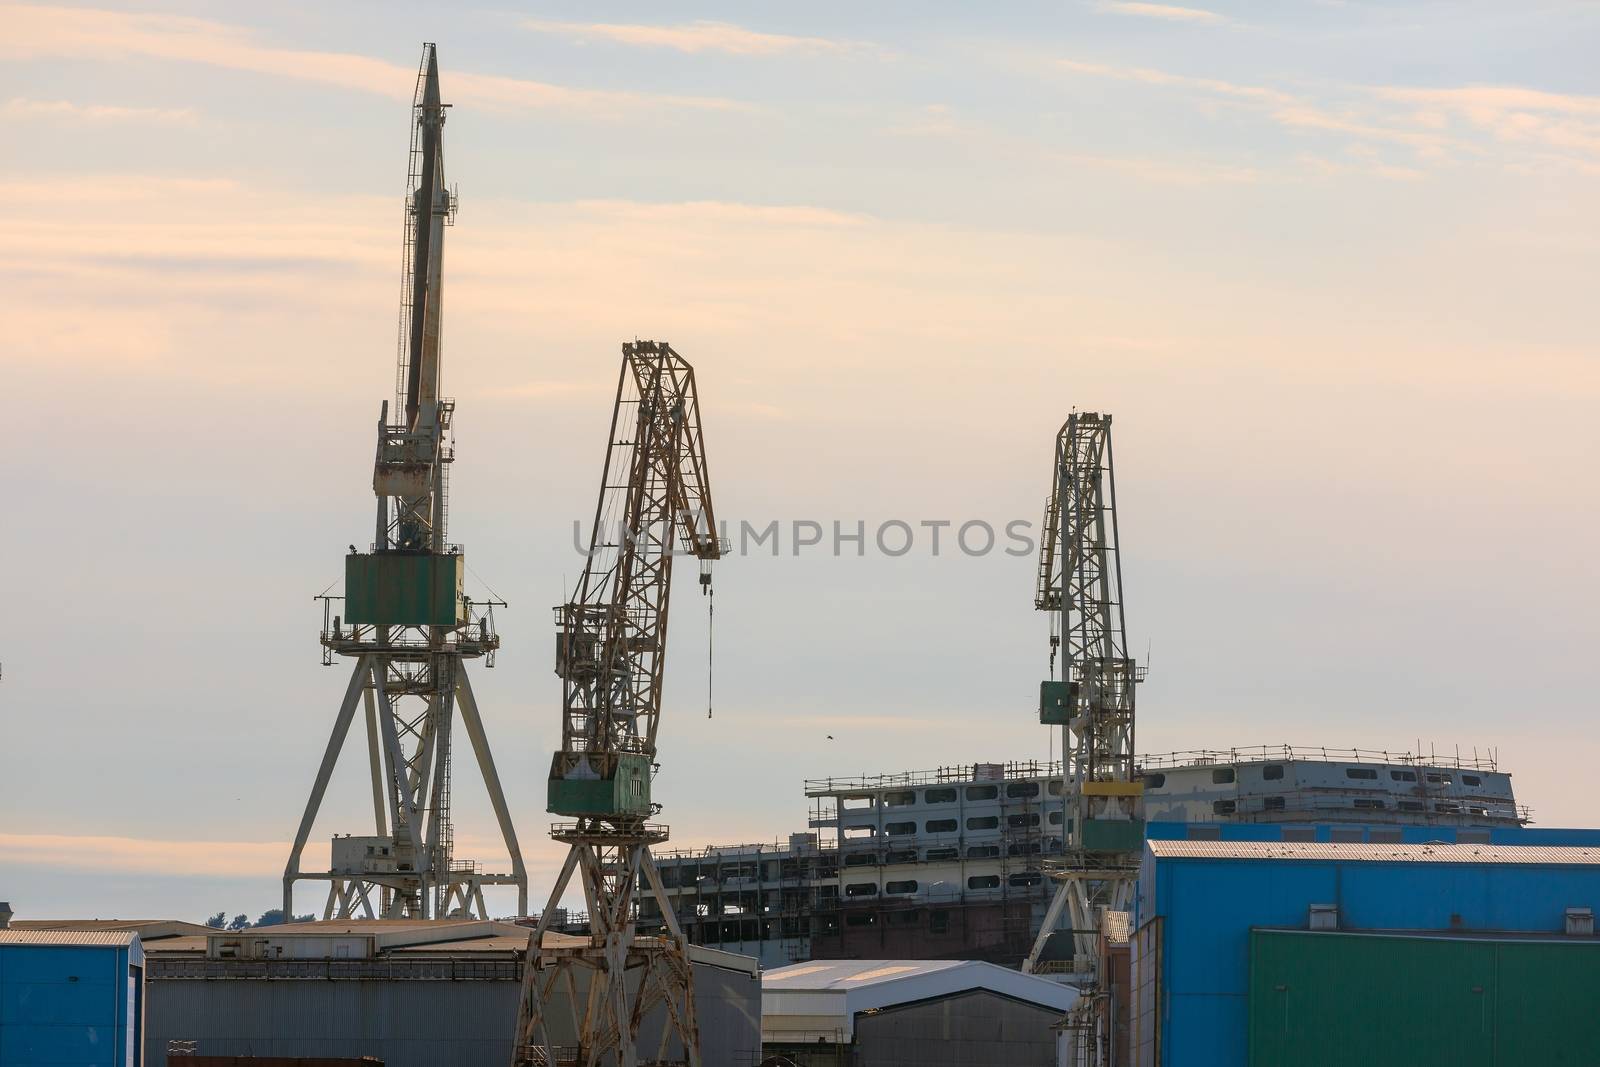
[1165,860,1337,995]
[1339,860,1600,932]
[1249,932,1497,1067]
[854,991,1059,1067]
[143,960,754,1067]
[1164,994,1243,1067]
[1248,932,1600,1065]
[1493,940,1600,1060]
[146,979,517,1064]
[0,943,125,1066]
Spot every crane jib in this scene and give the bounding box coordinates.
[405,49,445,428]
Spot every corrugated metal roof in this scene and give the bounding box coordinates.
[1147,840,1600,864]
[12,919,216,939]
[1102,911,1132,944]
[762,957,1075,1041]
[0,929,140,946]
[136,923,760,976]
[12,919,159,929]
[764,959,966,988]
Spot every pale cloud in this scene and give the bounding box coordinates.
[1,832,291,879]
[479,379,611,400]
[1375,84,1600,164]
[522,17,864,57]
[1058,59,1294,106]
[728,401,791,421]
[4,171,1594,404]
[889,103,969,139]
[887,98,1264,185]
[568,198,869,228]
[1296,152,1425,182]
[1057,58,1459,168]
[1,3,751,116]
[1057,56,1600,172]
[4,97,197,124]
[751,713,958,731]
[1269,104,1454,154]
[1095,2,1226,23]
[1378,85,1600,118]
[1061,150,1263,184]
[1,831,565,882]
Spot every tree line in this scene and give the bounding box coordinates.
[202,908,314,930]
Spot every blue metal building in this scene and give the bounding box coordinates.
[1129,840,1600,1067]
[0,930,145,1066]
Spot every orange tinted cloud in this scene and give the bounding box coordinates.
[521,18,867,58]
[2,4,751,116]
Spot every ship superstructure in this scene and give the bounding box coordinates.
[611,748,1524,969]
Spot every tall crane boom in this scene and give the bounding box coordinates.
[515,341,719,1067]
[1024,413,1144,990]
[554,345,718,784]
[1037,413,1139,793]
[401,45,448,429]
[283,44,525,922]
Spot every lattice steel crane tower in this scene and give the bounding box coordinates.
[513,342,720,1067]
[1024,412,1145,977]
[282,45,527,921]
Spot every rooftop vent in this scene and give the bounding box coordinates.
[1309,904,1338,931]
[1566,907,1594,936]
[0,902,11,929]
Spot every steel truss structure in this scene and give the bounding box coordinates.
[282,45,526,921]
[514,342,720,1067]
[1025,414,1143,997]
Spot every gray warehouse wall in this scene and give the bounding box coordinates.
[146,963,760,1067]
[852,990,1060,1067]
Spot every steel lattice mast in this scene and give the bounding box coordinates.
[1025,413,1144,982]
[513,341,719,1067]
[282,44,527,921]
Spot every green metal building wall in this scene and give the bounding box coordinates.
[1248,930,1600,1066]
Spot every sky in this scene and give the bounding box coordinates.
[1,0,1597,923]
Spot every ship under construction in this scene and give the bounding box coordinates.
[614,746,1528,970]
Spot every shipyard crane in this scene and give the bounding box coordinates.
[513,342,720,1067]
[282,44,527,921]
[1024,413,1144,985]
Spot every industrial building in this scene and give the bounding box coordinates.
[1128,840,1600,1066]
[136,920,756,1066]
[644,747,1537,970]
[6,917,758,1065]
[760,958,1074,1067]
[0,928,146,1067]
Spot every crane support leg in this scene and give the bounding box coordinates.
[512,827,699,1067]
[283,656,370,916]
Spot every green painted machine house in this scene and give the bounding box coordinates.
[547,753,654,818]
[343,551,464,628]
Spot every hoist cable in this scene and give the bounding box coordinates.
[706,583,715,720]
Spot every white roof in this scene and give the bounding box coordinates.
[1147,840,1600,865]
[762,959,1075,1042]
